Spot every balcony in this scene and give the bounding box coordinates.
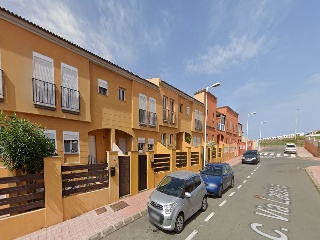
[195,119,202,131]
[217,123,225,131]
[61,86,80,114]
[149,112,156,127]
[0,69,3,101]
[162,108,169,122]
[139,109,148,126]
[169,111,176,124]
[32,78,56,110]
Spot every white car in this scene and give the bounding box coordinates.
[284,143,297,154]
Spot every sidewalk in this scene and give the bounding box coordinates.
[16,149,320,240]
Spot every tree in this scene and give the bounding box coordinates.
[0,112,56,174]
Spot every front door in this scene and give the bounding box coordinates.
[119,156,130,197]
[138,155,147,191]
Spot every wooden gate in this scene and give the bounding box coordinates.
[138,154,147,191]
[119,156,130,197]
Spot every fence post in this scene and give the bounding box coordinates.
[171,149,176,172]
[44,156,63,227]
[186,147,191,171]
[107,151,119,203]
[129,151,139,195]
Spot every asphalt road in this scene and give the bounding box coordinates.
[102,147,320,240]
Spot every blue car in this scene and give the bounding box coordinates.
[200,163,234,198]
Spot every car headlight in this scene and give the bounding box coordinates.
[242,157,245,160]
[164,202,178,215]
[208,183,218,188]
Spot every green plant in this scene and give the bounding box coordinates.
[0,112,55,174]
[185,133,191,144]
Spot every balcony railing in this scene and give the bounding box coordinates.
[139,109,148,125]
[0,69,3,100]
[169,111,176,124]
[149,112,156,127]
[61,86,80,114]
[163,108,169,122]
[195,119,202,131]
[32,78,56,109]
[217,123,225,131]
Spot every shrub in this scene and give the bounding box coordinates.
[0,112,55,174]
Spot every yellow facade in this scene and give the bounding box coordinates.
[0,8,239,240]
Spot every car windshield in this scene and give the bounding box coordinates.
[244,150,258,155]
[201,165,223,176]
[156,176,184,197]
[286,144,295,148]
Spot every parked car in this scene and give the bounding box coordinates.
[147,171,207,234]
[200,163,234,198]
[242,150,260,164]
[284,143,297,154]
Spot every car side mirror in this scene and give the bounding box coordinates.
[185,192,191,198]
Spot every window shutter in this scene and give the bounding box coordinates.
[149,97,156,113]
[62,64,78,90]
[34,53,53,83]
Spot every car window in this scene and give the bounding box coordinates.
[184,177,195,193]
[193,175,201,189]
[157,176,184,197]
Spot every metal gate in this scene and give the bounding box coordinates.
[138,154,147,191]
[119,156,130,197]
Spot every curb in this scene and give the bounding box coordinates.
[305,168,320,194]
[88,209,148,240]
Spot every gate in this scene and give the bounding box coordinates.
[119,156,130,197]
[138,154,147,191]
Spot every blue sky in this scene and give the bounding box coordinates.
[1,0,319,139]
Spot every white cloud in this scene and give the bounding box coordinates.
[186,35,267,74]
[233,80,269,98]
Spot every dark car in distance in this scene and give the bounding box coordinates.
[200,163,234,198]
[242,150,260,164]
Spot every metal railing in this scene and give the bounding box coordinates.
[162,108,169,122]
[139,109,148,125]
[195,119,202,131]
[169,111,176,124]
[149,112,156,127]
[32,78,56,107]
[217,123,225,131]
[61,86,80,113]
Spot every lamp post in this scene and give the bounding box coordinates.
[295,108,299,140]
[259,121,266,150]
[246,112,256,151]
[204,82,220,166]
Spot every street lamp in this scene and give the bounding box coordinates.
[204,82,220,166]
[295,108,299,140]
[246,112,256,151]
[259,121,267,150]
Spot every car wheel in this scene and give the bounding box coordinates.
[201,196,208,212]
[174,213,184,234]
[231,177,234,188]
[218,185,223,198]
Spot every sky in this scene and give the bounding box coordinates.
[1,0,319,140]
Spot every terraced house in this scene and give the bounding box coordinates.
[0,7,242,240]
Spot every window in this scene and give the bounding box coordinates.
[44,130,57,152]
[61,63,79,112]
[33,52,55,107]
[169,134,174,146]
[185,177,195,193]
[119,87,125,101]
[148,138,154,151]
[163,96,168,122]
[197,137,200,147]
[169,99,175,124]
[138,138,145,153]
[0,49,3,100]
[139,94,147,125]
[193,137,197,147]
[63,131,79,154]
[98,79,108,96]
[212,113,215,122]
[161,133,166,146]
[186,107,190,115]
[179,104,183,113]
[149,97,156,127]
[193,175,201,189]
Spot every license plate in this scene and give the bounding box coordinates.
[150,211,160,221]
